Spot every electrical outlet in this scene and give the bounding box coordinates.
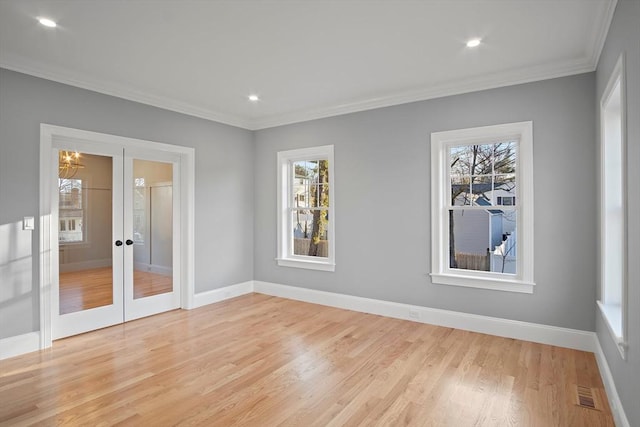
[408,309,420,320]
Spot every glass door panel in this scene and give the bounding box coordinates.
[53,146,124,340]
[58,152,114,313]
[124,152,180,322]
[132,159,173,299]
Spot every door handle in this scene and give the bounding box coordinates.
[115,240,123,247]
[126,239,134,246]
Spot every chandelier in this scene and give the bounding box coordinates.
[59,150,84,179]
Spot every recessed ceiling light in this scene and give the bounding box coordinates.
[466,38,481,48]
[248,94,260,102]
[38,17,57,28]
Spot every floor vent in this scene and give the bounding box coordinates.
[575,385,598,410]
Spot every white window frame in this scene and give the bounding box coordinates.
[597,54,628,359]
[277,145,335,271]
[430,121,535,293]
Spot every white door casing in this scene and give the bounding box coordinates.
[40,124,195,346]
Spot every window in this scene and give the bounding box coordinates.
[597,54,627,359]
[277,145,335,271]
[497,196,515,206]
[58,178,84,243]
[431,121,534,293]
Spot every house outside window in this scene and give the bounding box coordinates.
[277,145,335,271]
[58,178,84,243]
[430,121,534,293]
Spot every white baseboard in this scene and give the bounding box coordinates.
[134,262,172,276]
[0,332,40,360]
[594,337,630,427]
[191,281,254,309]
[59,258,112,273]
[252,281,596,352]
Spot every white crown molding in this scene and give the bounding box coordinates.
[589,0,618,69]
[250,56,596,130]
[0,54,598,132]
[0,53,253,130]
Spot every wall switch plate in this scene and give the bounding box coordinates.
[23,216,35,230]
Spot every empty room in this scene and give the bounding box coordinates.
[0,0,638,426]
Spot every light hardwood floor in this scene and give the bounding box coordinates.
[0,294,614,426]
[59,267,173,314]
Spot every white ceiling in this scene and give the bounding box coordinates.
[0,0,616,130]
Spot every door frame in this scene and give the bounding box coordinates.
[39,124,196,349]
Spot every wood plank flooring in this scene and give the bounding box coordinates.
[0,294,614,426]
[59,267,173,314]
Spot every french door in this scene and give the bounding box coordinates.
[52,139,181,339]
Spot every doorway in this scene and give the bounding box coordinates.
[39,125,195,344]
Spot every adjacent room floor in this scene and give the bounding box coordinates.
[0,293,614,426]
[59,267,173,314]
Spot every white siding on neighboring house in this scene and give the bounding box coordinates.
[453,210,490,254]
[489,213,504,250]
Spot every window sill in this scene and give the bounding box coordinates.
[430,273,534,294]
[276,258,335,272]
[597,300,627,359]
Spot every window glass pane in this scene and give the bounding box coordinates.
[470,175,492,206]
[292,159,330,208]
[291,209,329,257]
[310,183,330,208]
[449,209,517,274]
[493,141,517,174]
[59,178,82,209]
[450,146,472,176]
[471,143,495,173]
[58,178,83,243]
[292,179,310,208]
[449,142,517,208]
[451,176,471,206]
[294,160,318,181]
[491,174,517,206]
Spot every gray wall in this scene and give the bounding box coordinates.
[0,68,255,339]
[254,72,596,331]
[595,0,640,425]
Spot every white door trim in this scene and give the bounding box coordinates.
[39,124,195,349]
